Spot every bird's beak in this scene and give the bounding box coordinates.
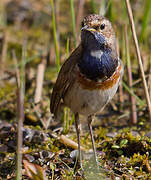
[81,25,96,32]
[81,25,106,45]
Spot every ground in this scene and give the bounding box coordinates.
[0,0,151,179]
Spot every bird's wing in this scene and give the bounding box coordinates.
[50,44,82,117]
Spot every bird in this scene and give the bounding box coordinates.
[50,14,123,168]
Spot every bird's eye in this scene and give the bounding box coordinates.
[100,23,105,30]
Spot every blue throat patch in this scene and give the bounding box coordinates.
[78,49,117,81]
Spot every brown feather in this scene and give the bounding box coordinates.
[50,44,83,117]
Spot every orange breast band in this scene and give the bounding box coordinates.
[77,65,122,91]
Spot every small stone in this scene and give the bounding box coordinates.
[24,154,35,162]
[23,128,34,143]
[131,131,139,137]
[70,150,78,160]
[106,132,117,138]
[39,150,55,159]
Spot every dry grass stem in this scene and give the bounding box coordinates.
[34,59,46,104]
[116,39,124,110]
[148,62,151,99]
[13,46,25,180]
[12,51,20,87]
[125,0,151,121]
[76,0,85,39]
[119,83,124,110]
[49,44,55,65]
[1,31,9,63]
[125,25,137,124]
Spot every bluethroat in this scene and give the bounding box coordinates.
[50,14,123,168]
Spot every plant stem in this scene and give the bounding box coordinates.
[125,0,151,121]
[16,43,26,180]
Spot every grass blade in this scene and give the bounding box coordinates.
[99,0,111,16]
[70,0,77,47]
[140,0,151,42]
[66,38,69,58]
[91,0,97,14]
[122,81,145,107]
[50,0,60,73]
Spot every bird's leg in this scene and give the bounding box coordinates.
[88,115,98,166]
[75,113,82,169]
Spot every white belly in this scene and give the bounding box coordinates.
[64,79,120,116]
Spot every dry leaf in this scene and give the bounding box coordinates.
[23,159,47,180]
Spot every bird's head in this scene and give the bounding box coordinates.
[81,14,116,51]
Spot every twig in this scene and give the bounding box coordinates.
[125,0,151,121]
[59,135,85,151]
[34,58,46,104]
[125,25,137,124]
